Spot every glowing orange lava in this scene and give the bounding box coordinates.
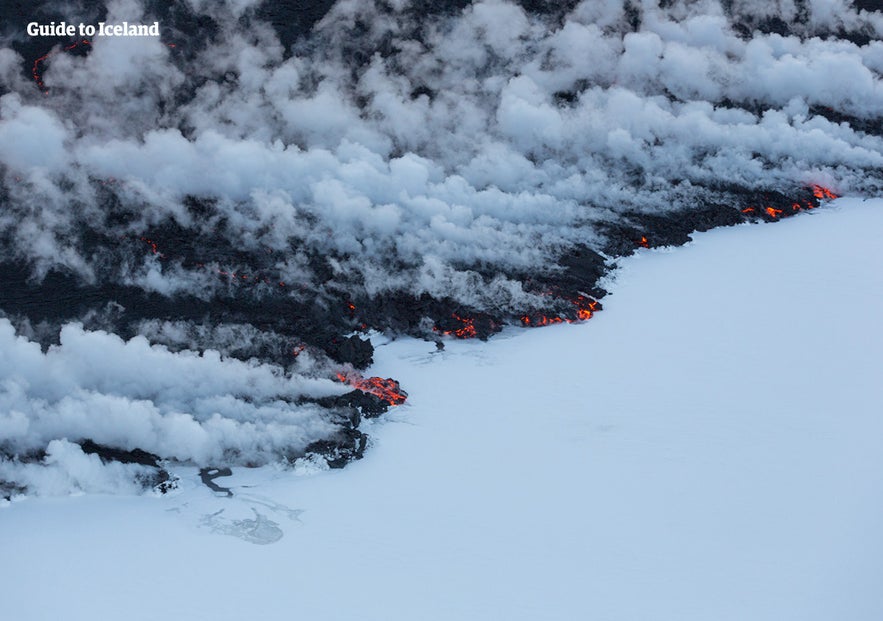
[765,207,784,219]
[139,236,163,257]
[439,313,477,339]
[521,314,564,327]
[32,39,90,93]
[521,295,598,327]
[574,295,599,321]
[639,236,650,249]
[811,185,838,200]
[337,373,408,406]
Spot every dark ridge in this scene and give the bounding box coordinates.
[304,428,368,469]
[600,187,823,256]
[809,105,883,137]
[79,439,163,468]
[601,203,746,256]
[0,259,375,369]
[354,292,499,340]
[524,245,609,300]
[80,439,173,492]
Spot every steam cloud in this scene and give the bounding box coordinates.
[1,0,881,495]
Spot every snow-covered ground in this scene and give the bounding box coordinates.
[1,198,881,621]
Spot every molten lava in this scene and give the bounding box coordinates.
[439,313,477,339]
[140,236,162,256]
[521,295,599,327]
[811,185,838,200]
[336,373,408,406]
[741,184,838,222]
[521,314,564,327]
[32,39,90,93]
[639,236,650,249]
[574,295,599,320]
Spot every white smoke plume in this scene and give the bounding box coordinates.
[0,318,350,495]
[1,0,880,297]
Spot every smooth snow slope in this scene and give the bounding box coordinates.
[1,198,882,621]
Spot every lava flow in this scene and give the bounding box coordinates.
[336,372,408,406]
[439,313,477,339]
[521,295,599,327]
[33,39,90,92]
[134,235,286,287]
[811,184,838,200]
[741,184,838,221]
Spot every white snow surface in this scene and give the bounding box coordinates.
[1,197,881,620]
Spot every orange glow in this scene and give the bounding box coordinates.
[522,315,564,327]
[337,372,408,406]
[521,295,598,327]
[438,313,477,339]
[811,185,838,200]
[139,236,162,257]
[764,207,783,219]
[574,295,599,321]
[32,39,90,93]
[639,236,649,249]
[741,207,755,214]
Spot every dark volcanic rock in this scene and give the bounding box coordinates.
[80,440,172,491]
[601,203,746,256]
[327,335,374,368]
[600,187,825,256]
[79,439,163,468]
[304,428,368,469]
[316,389,394,418]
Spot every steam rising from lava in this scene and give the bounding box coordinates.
[0,0,879,495]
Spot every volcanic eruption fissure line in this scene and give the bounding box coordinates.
[32,37,177,93]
